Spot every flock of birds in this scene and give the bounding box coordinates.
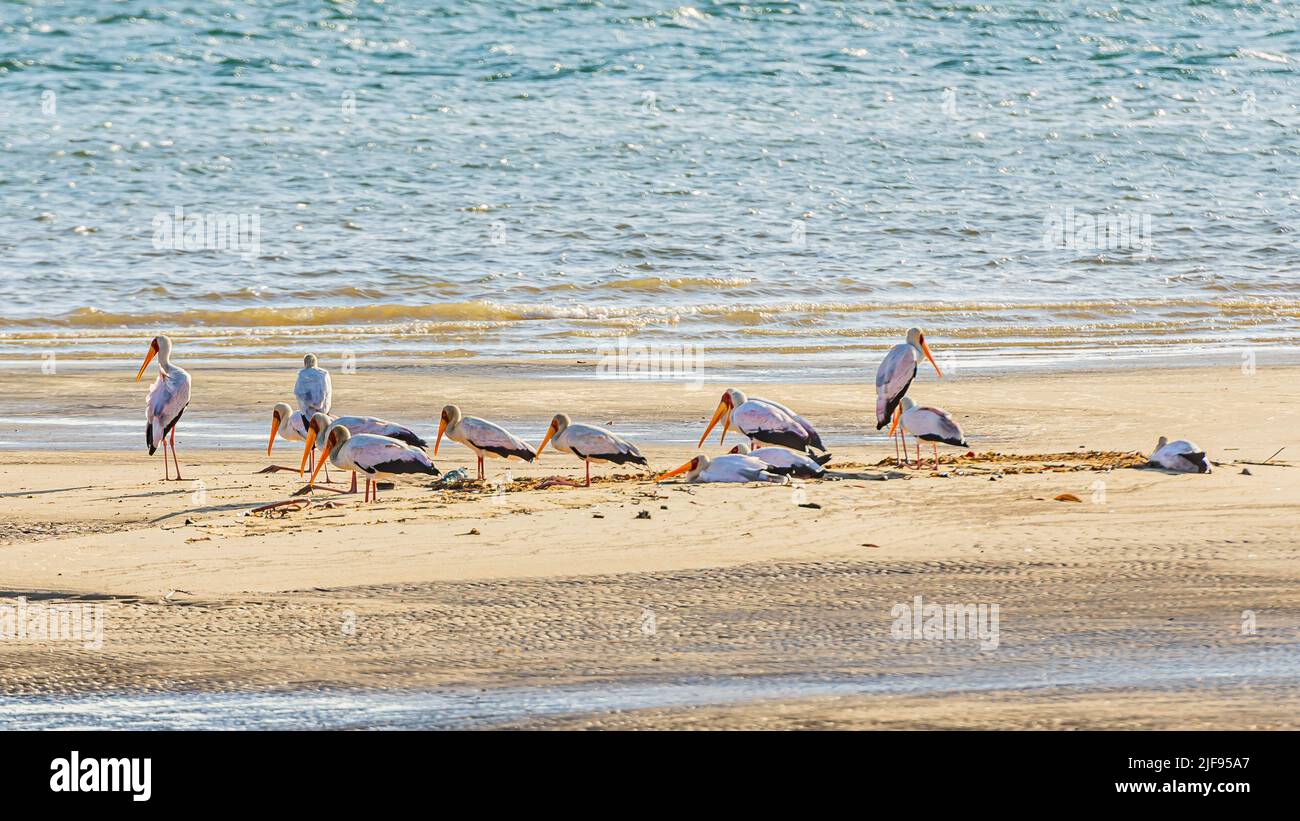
[134,326,1212,504]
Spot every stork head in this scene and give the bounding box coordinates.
[536,413,570,458]
[307,426,351,486]
[300,412,335,475]
[905,327,941,377]
[268,402,293,455]
[135,336,170,381]
[435,404,461,455]
[658,454,707,483]
[699,389,740,447]
[728,443,751,455]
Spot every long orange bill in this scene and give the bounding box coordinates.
[134,342,158,382]
[434,417,447,456]
[308,443,328,486]
[888,405,902,437]
[299,428,317,476]
[922,339,942,378]
[267,414,280,456]
[657,459,694,482]
[698,401,727,448]
[536,423,556,459]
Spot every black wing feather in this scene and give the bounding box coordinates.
[369,458,440,477]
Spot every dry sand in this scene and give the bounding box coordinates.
[0,362,1297,728]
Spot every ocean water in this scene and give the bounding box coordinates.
[1,0,1299,369]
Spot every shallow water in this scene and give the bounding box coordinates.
[3,641,1295,730]
[2,1,1298,368]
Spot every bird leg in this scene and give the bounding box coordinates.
[161,436,171,481]
[170,428,184,480]
[350,471,358,494]
[585,458,592,487]
[478,455,484,482]
[933,442,939,470]
[914,437,921,470]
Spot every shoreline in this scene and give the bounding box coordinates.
[1,363,1297,728]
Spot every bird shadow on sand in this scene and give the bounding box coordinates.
[0,485,96,498]
[150,501,266,524]
[824,470,909,481]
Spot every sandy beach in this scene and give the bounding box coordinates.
[1,361,1296,728]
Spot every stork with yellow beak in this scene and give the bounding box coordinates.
[136,335,191,480]
[697,389,825,453]
[306,424,439,503]
[658,453,788,484]
[875,327,941,462]
[264,401,313,474]
[435,405,536,482]
[536,413,648,486]
[299,412,425,492]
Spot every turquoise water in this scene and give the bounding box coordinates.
[1,1,1298,366]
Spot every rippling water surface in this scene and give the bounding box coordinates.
[2,1,1298,368]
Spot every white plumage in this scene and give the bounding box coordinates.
[137,335,191,480]
[658,453,788,484]
[294,354,332,418]
[1149,436,1211,474]
[436,404,536,481]
[875,327,941,430]
[699,388,824,453]
[308,425,439,502]
[728,442,829,478]
[538,413,648,486]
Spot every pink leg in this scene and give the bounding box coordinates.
[350,472,358,494]
[170,428,183,480]
[585,459,591,487]
[915,437,921,469]
[933,443,939,470]
[162,436,171,480]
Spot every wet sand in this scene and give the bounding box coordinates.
[0,363,1297,728]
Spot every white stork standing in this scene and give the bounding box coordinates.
[306,425,439,503]
[300,412,429,492]
[295,354,332,418]
[536,413,648,486]
[1149,436,1212,474]
[435,405,536,481]
[697,389,825,453]
[136,335,191,481]
[728,442,830,479]
[875,327,942,463]
[891,396,968,469]
[657,453,788,484]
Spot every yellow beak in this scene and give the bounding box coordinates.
[134,341,158,382]
[307,441,329,486]
[888,405,902,437]
[434,416,447,456]
[267,414,280,456]
[698,400,729,448]
[299,428,317,476]
[921,339,942,378]
[657,459,695,482]
[536,423,557,459]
